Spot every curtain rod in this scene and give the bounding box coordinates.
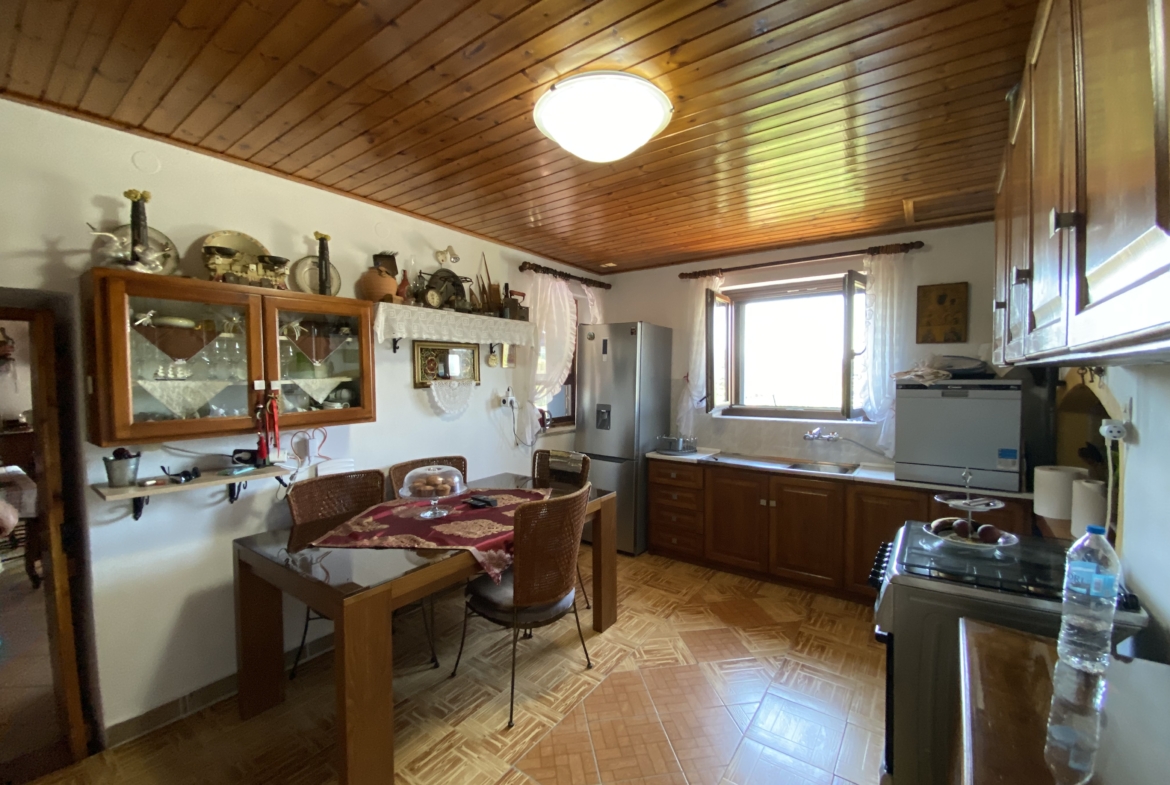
[519,261,612,290]
[677,241,925,279]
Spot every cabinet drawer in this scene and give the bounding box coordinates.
[648,461,704,489]
[650,503,703,534]
[649,523,704,556]
[650,484,702,511]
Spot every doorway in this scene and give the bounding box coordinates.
[0,307,88,783]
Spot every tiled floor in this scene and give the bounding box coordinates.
[32,548,884,785]
[1,558,66,782]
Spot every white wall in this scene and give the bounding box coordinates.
[0,98,589,729]
[1091,366,1170,662]
[0,320,33,420]
[604,222,996,464]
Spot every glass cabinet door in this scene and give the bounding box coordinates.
[263,295,374,427]
[105,277,264,441]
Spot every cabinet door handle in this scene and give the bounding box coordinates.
[1014,268,1032,284]
[670,514,677,523]
[994,300,1007,310]
[669,471,677,479]
[769,500,777,507]
[759,499,767,506]
[670,493,678,500]
[1049,208,1081,235]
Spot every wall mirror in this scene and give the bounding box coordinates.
[413,341,480,388]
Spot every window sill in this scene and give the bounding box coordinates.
[713,410,874,426]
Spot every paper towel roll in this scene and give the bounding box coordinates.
[1034,465,1090,519]
[1071,479,1108,537]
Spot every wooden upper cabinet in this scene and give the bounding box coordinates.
[1006,68,1033,364]
[83,268,375,446]
[1026,0,1077,357]
[704,467,769,573]
[1067,0,1170,351]
[993,152,1011,367]
[845,484,930,597]
[768,475,844,590]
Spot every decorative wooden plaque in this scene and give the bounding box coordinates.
[916,282,969,343]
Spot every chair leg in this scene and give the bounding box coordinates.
[290,606,312,680]
[450,603,471,679]
[571,598,592,670]
[422,596,440,669]
[577,564,590,609]
[508,612,520,729]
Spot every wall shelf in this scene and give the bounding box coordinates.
[91,465,290,520]
[373,302,536,349]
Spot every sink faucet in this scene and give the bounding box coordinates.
[804,427,822,440]
[804,428,842,442]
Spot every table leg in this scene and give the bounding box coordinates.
[334,589,395,785]
[591,495,618,632]
[234,554,285,719]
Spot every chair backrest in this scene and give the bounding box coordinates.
[286,470,386,528]
[532,450,591,489]
[512,484,591,608]
[387,456,468,500]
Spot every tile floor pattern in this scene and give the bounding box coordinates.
[31,549,885,785]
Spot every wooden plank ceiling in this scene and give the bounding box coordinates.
[0,0,1037,273]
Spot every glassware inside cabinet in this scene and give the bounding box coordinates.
[275,310,363,414]
[128,296,253,423]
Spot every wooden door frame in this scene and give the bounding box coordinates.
[0,306,88,761]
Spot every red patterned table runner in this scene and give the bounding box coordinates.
[311,488,550,581]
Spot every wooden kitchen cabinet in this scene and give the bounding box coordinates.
[647,459,705,558]
[845,484,931,597]
[1025,0,1077,357]
[992,153,1010,367]
[992,0,1170,364]
[83,267,374,446]
[768,475,844,590]
[704,467,770,573]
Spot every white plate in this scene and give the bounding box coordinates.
[152,316,197,328]
[921,521,1019,550]
[290,255,342,295]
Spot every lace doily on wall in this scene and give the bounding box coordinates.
[430,380,473,416]
[374,303,536,347]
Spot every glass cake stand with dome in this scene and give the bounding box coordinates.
[399,465,466,519]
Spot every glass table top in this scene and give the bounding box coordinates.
[234,472,611,597]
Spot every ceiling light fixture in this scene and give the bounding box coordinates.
[600,263,617,268]
[533,71,673,163]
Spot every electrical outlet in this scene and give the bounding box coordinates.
[1100,419,1128,442]
[500,386,517,408]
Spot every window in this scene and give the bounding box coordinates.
[539,302,578,428]
[707,272,867,419]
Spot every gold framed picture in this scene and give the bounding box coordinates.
[412,341,480,388]
[916,282,969,344]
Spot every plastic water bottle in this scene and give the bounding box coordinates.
[1057,524,1121,673]
[1044,660,1106,785]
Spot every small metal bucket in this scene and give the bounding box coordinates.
[104,456,140,487]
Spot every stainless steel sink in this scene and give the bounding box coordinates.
[784,462,858,475]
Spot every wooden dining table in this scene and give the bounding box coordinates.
[233,472,618,785]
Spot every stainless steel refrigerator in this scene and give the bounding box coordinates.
[575,322,672,555]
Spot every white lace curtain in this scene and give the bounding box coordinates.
[860,250,913,457]
[675,275,722,437]
[517,273,577,442]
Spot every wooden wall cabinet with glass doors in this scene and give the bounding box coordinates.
[994,0,1170,365]
[83,268,374,446]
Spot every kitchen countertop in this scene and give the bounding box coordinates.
[958,618,1170,784]
[645,450,1033,499]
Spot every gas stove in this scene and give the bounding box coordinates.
[870,523,1147,785]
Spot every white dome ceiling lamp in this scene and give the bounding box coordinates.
[533,71,673,163]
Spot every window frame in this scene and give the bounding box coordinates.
[708,272,867,421]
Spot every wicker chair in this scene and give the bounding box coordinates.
[450,484,593,728]
[532,449,592,609]
[285,470,439,676]
[387,456,469,499]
